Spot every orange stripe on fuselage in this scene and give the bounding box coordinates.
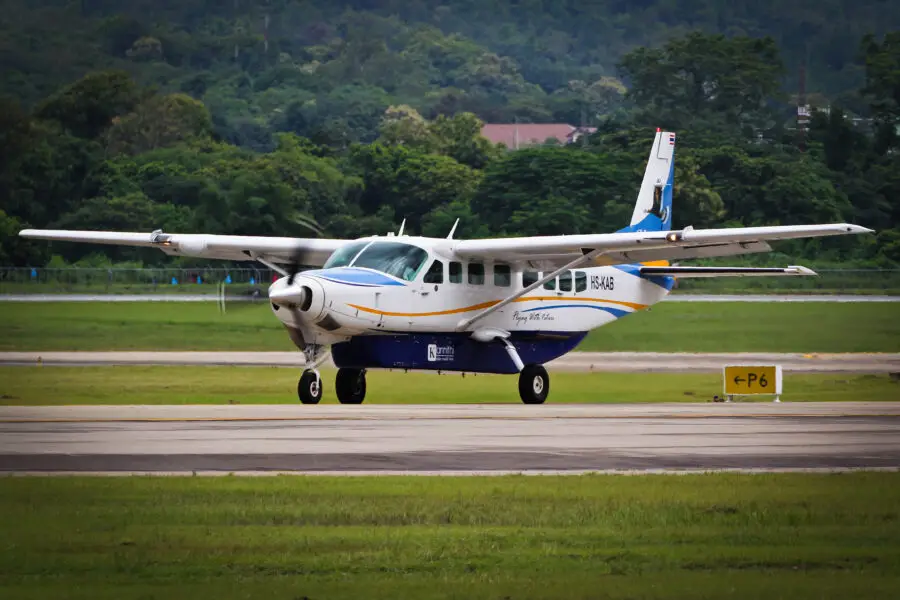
[346,296,647,318]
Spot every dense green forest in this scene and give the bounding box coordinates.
[1,1,899,267]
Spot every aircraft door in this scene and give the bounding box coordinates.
[421,259,444,296]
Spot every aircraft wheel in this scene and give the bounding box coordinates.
[335,368,367,404]
[297,370,323,404]
[518,365,549,404]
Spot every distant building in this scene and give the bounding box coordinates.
[481,123,597,149]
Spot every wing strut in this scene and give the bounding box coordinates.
[456,248,606,331]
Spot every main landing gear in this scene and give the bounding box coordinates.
[297,367,368,404]
[518,364,550,404]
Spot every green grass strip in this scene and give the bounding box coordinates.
[1,366,897,405]
[1,474,899,599]
[1,301,898,352]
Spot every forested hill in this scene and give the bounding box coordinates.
[1,2,899,267]
[5,1,900,121]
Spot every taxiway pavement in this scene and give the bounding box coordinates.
[2,403,898,474]
[2,351,898,373]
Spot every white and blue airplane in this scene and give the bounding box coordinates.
[20,130,872,404]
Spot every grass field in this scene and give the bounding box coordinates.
[2,301,899,352]
[1,366,897,404]
[1,474,899,599]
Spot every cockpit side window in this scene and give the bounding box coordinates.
[522,271,539,288]
[423,260,444,284]
[323,241,370,269]
[559,271,573,292]
[349,241,429,282]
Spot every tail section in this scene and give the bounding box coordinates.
[620,129,675,233]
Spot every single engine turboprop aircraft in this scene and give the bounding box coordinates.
[20,130,872,404]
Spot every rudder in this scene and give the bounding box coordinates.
[620,129,675,233]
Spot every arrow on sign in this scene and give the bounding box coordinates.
[733,376,745,384]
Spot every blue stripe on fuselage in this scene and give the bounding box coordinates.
[520,304,630,318]
[304,267,406,287]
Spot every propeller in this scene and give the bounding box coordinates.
[285,212,326,286]
[217,213,325,316]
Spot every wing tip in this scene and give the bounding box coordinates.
[787,265,817,276]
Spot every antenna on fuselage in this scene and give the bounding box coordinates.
[397,219,406,236]
[446,218,460,240]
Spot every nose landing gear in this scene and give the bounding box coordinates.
[297,370,323,404]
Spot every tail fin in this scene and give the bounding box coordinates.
[620,129,675,233]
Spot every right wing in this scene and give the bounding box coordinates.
[453,224,873,267]
[639,265,817,277]
[18,229,347,267]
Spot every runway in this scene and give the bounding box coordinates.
[3,350,898,373]
[2,403,898,474]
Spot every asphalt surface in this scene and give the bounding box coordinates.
[3,351,898,373]
[1,293,897,302]
[2,403,898,474]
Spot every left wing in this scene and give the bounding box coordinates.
[18,229,347,266]
[453,224,872,267]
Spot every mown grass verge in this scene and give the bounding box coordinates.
[1,474,899,599]
[0,366,897,405]
[1,301,899,352]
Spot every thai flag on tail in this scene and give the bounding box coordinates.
[668,133,676,145]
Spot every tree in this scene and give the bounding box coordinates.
[35,71,142,139]
[377,105,436,151]
[619,33,784,134]
[472,147,632,236]
[861,32,900,154]
[105,93,214,156]
[0,209,47,266]
[348,143,481,233]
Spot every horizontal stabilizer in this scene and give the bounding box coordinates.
[639,265,817,278]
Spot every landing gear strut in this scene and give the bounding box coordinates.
[297,343,328,404]
[297,370,323,404]
[518,365,549,404]
[335,368,367,404]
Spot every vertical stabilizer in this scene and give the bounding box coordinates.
[622,130,675,232]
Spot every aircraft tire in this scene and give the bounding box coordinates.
[335,368,367,404]
[518,365,549,404]
[297,370,323,404]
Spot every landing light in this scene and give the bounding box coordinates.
[666,232,680,242]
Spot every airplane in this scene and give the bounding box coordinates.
[19,130,872,404]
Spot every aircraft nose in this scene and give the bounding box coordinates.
[269,280,316,313]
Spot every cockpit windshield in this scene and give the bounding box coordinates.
[350,241,429,281]
[322,241,369,269]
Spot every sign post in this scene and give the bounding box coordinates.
[723,365,783,402]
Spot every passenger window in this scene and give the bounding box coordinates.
[423,260,443,284]
[468,262,485,285]
[575,271,587,293]
[449,262,462,283]
[494,264,511,287]
[559,271,573,292]
[523,271,539,288]
[543,277,556,291]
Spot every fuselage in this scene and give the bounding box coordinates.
[267,236,673,373]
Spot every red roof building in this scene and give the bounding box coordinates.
[480,123,597,149]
